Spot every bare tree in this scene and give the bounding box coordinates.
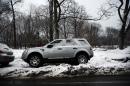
[107,0,130,49]
[118,0,130,49]
[0,0,10,31]
[85,23,101,47]
[48,0,66,41]
[59,0,88,38]
[106,27,119,46]
[48,0,54,41]
[0,0,11,45]
[0,0,10,16]
[9,0,22,48]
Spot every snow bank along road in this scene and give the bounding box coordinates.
[0,47,130,78]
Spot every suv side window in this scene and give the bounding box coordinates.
[50,40,63,47]
[65,39,77,46]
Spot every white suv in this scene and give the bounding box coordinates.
[22,38,93,67]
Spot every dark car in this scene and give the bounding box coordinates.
[0,43,14,66]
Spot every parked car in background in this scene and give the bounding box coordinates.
[0,43,14,66]
[22,38,93,67]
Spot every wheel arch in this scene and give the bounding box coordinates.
[27,52,43,62]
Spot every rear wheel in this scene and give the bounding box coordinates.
[76,54,89,64]
[28,54,43,68]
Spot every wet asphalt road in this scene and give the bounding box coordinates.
[0,75,130,86]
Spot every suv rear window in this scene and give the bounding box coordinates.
[66,39,77,46]
[78,40,88,45]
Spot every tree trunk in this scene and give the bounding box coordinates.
[49,0,54,41]
[119,32,126,50]
[119,15,127,49]
[63,18,67,38]
[10,0,16,48]
[54,0,59,39]
[74,19,77,38]
[119,24,126,50]
[118,0,130,50]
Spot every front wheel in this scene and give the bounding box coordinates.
[28,54,43,68]
[77,54,88,64]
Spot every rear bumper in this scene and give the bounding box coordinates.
[0,55,14,63]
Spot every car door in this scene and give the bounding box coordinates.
[48,46,66,59]
[51,39,79,59]
[62,39,79,58]
[45,39,65,59]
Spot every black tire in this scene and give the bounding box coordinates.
[28,54,43,68]
[76,53,89,64]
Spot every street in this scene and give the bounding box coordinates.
[0,75,130,86]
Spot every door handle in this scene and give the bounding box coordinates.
[73,47,77,49]
[58,48,62,50]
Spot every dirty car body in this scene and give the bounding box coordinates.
[0,43,14,66]
[22,38,93,67]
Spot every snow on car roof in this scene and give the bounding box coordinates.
[54,38,86,40]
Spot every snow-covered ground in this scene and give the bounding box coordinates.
[0,47,130,78]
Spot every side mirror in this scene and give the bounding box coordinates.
[47,44,53,48]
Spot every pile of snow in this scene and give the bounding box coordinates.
[11,49,28,67]
[89,47,130,67]
[13,49,24,59]
[0,47,130,78]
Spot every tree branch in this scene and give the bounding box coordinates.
[124,0,129,13]
[13,0,21,5]
[59,0,65,5]
[125,19,130,33]
[60,6,112,21]
[56,0,62,22]
[118,0,124,23]
[0,22,11,34]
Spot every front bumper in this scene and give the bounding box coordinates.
[0,55,14,63]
